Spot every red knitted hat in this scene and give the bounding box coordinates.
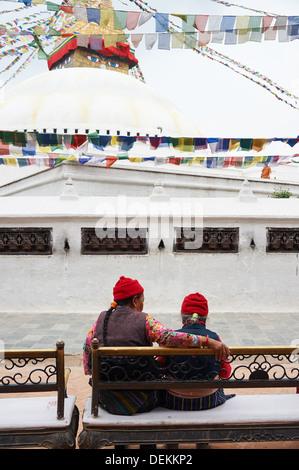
[181,293,209,316]
[113,276,144,301]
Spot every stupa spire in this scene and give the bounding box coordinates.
[47,0,138,75]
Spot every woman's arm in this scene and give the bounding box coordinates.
[146,315,230,360]
[83,320,98,375]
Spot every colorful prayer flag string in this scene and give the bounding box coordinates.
[126,0,299,111]
[209,0,280,18]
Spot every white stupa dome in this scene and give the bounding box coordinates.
[0,67,201,138]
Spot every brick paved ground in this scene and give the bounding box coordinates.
[1,311,299,355]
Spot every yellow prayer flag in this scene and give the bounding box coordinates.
[236,16,251,44]
[4,158,17,166]
[110,136,119,147]
[172,33,184,48]
[182,138,194,152]
[172,14,188,22]
[38,144,51,153]
[100,10,113,28]
[252,139,267,152]
[188,156,205,165]
[235,16,250,30]
[33,26,46,35]
[103,34,118,48]
[117,33,129,43]
[229,139,240,151]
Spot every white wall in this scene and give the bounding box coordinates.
[0,193,299,318]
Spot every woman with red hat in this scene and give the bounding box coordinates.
[83,278,230,415]
[160,292,235,411]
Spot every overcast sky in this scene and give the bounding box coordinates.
[0,0,298,138]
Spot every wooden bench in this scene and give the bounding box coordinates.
[0,340,79,449]
[78,339,299,449]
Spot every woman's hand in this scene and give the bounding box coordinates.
[207,337,230,361]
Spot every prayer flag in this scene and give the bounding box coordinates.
[126,12,140,30]
[225,30,237,44]
[138,12,154,26]
[211,31,224,43]
[145,34,157,50]
[182,15,195,33]
[131,34,143,48]
[87,8,101,25]
[252,139,267,152]
[103,34,117,48]
[207,15,222,31]
[185,33,197,49]
[239,139,253,151]
[158,33,171,50]
[198,32,211,45]
[194,138,207,150]
[229,139,240,151]
[0,139,9,156]
[90,35,102,50]
[114,10,127,30]
[220,16,236,31]
[155,13,169,33]
[73,6,88,22]
[172,33,184,48]
[77,34,89,48]
[262,16,274,31]
[106,156,117,168]
[195,15,209,32]
[100,10,113,28]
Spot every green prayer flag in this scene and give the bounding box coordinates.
[38,49,48,60]
[184,33,197,49]
[46,1,60,11]
[114,10,127,30]
[182,15,195,33]
[239,139,253,151]
[48,26,61,36]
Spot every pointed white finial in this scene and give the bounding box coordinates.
[238,179,256,202]
[60,177,78,199]
[149,181,169,201]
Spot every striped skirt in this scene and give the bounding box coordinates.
[161,389,235,411]
[98,389,161,416]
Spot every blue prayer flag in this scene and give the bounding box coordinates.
[156,13,169,32]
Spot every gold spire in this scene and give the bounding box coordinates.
[49,0,137,75]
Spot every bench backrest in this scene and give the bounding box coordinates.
[0,340,66,419]
[91,338,299,416]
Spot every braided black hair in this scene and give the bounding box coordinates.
[102,293,143,346]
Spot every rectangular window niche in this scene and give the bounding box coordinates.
[174,227,239,253]
[81,227,148,255]
[0,228,52,255]
[267,228,299,253]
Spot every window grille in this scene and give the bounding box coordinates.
[174,227,239,253]
[0,228,52,255]
[81,228,148,255]
[267,228,299,252]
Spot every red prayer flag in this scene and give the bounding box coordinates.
[60,6,73,14]
[71,135,87,149]
[106,156,118,168]
[0,139,9,156]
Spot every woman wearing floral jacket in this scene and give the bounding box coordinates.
[83,276,230,415]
